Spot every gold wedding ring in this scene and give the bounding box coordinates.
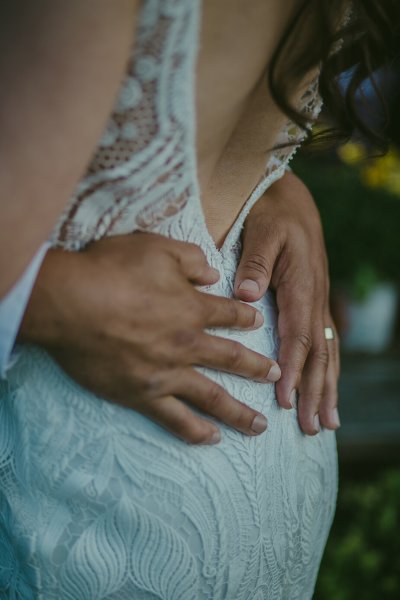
[324,327,335,341]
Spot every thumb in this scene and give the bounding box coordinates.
[234,221,279,302]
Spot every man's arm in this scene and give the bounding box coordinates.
[0,0,139,297]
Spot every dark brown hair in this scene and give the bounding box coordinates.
[269,0,400,151]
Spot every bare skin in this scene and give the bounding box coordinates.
[0,0,140,295]
[4,0,340,442]
[197,0,300,244]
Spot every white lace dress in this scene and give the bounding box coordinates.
[0,1,338,599]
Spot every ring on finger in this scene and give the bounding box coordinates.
[324,326,335,341]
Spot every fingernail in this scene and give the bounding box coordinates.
[313,414,321,433]
[267,364,281,382]
[238,279,260,294]
[251,414,268,434]
[209,430,222,445]
[254,312,264,328]
[331,408,341,429]
[289,389,297,409]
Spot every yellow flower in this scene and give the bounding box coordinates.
[337,141,366,165]
[337,140,400,197]
[362,165,385,188]
[361,148,400,196]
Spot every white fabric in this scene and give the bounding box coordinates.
[0,2,337,599]
[0,242,49,378]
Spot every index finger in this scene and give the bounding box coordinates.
[197,291,264,331]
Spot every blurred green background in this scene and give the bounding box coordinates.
[292,143,400,599]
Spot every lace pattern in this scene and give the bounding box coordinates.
[50,0,199,250]
[0,289,337,599]
[0,1,337,599]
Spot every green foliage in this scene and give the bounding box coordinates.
[293,155,400,296]
[314,469,400,600]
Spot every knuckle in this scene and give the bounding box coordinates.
[299,390,323,414]
[214,299,240,327]
[294,330,313,353]
[313,390,325,406]
[207,382,226,412]
[243,254,271,279]
[186,243,207,265]
[229,341,245,370]
[142,370,169,398]
[226,300,240,324]
[171,329,198,351]
[313,347,330,369]
[126,365,153,396]
[174,415,212,444]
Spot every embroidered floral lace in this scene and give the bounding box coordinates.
[0,1,337,599]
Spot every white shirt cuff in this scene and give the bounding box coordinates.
[0,243,50,378]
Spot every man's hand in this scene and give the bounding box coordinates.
[235,170,340,435]
[19,233,282,445]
